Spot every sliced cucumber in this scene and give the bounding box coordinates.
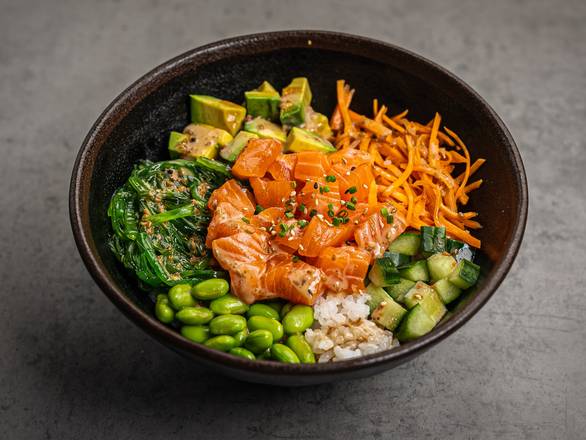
[397,304,436,342]
[368,257,400,287]
[404,281,446,324]
[366,284,393,313]
[384,278,415,303]
[371,297,407,331]
[382,251,410,267]
[399,260,429,282]
[448,259,480,289]
[421,226,446,256]
[427,253,458,282]
[447,238,465,253]
[388,232,421,256]
[432,279,462,304]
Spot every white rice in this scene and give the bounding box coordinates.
[304,292,398,362]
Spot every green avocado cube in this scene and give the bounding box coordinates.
[303,108,333,139]
[243,117,287,142]
[171,123,233,160]
[245,81,281,121]
[280,77,312,126]
[168,131,189,159]
[190,95,246,136]
[220,131,259,162]
[284,127,335,153]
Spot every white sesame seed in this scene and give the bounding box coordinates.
[298,244,305,250]
[362,184,368,189]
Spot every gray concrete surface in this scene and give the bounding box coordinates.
[1,0,585,438]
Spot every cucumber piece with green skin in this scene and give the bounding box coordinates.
[382,251,411,268]
[366,283,393,312]
[384,278,416,303]
[432,279,462,304]
[399,260,429,282]
[280,77,312,126]
[447,238,465,253]
[190,95,246,136]
[397,304,436,342]
[245,81,281,121]
[388,232,421,256]
[446,239,476,262]
[219,131,259,162]
[371,297,407,331]
[448,259,480,289]
[421,226,447,256]
[284,127,335,153]
[403,281,447,324]
[427,253,458,282]
[244,117,287,142]
[368,257,401,287]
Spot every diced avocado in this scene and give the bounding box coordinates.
[421,226,447,256]
[382,251,411,268]
[398,260,429,283]
[303,107,333,139]
[280,77,312,126]
[219,131,259,162]
[284,127,335,153]
[388,232,421,256]
[190,95,246,135]
[384,278,415,303]
[448,259,480,289]
[426,253,458,282]
[397,304,436,342]
[244,117,287,142]
[432,279,462,304]
[404,281,447,324]
[245,81,281,121]
[168,131,189,159]
[366,283,393,313]
[368,257,400,287]
[172,124,233,160]
[371,297,407,332]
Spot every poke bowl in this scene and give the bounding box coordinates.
[70,31,527,385]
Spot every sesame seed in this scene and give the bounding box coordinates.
[362,184,368,189]
[298,244,305,250]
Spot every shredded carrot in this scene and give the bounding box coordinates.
[330,80,485,248]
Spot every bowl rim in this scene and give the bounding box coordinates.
[70,30,528,377]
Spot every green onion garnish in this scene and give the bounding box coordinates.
[298,219,308,228]
[309,209,318,217]
[350,196,358,204]
[325,175,336,182]
[332,218,341,226]
[255,205,264,214]
[292,255,300,262]
[285,212,294,219]
[346,202,356,211]
[345,186,357,194]
[241,217,250,224]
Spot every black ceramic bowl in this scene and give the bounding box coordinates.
[70,31,527,385]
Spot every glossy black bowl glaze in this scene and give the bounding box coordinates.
[70,31,527,385]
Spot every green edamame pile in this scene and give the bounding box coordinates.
[155,278,316,364]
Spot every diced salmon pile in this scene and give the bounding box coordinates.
[206,138,406,305]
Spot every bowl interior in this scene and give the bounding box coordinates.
[75,32,525,383]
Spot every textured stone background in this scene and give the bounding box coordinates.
[1,0,585,438]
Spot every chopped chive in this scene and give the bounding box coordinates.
[298,219,308,228]
[278,230,286,237]
[309,209,318,217]
[342,217,350,224]
[386,214,394,224]
[350,196,357,204]
[298,203,306,213]
[320,185,330,194]
[255,205,264,214]
[332,217,341,226]
[285,212,294,219]
[338,209,348,218]
[380,207,389,217]
[346,202,356,211]
[279,223,287,232]
[325,175,336,182]
[241,217,250,224]
[292,255,300,262]
[345,186,357,194]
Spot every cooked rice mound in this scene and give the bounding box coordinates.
[304,292,398,362]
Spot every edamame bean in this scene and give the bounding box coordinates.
[270,343,300,363]
[244,329,273,354]
[286,335,316,363]
[247,303,280,320]
[209,314,247,335]
[210,294,248,315]
[176,307,214,325]
[257,348,272,360]
[247,316,284,341]
[229,347,256,360]
[192,278,229,300]
[233,328,249,346]
[168,284,196,310]
[282,305,314,335]
[280,302,293,319]
[204,335,236,352]
[181,325,210,343]
[155,295,174,324]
